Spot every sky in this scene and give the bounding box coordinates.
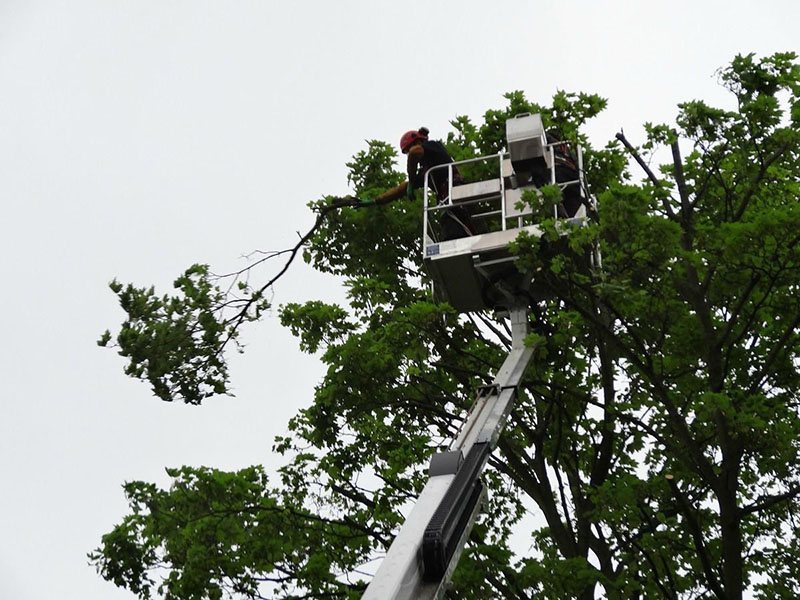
[0,1,797,598]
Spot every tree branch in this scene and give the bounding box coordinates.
[733,141,790,222]
[217,198,360,356]
[665,474,726,599]
[615,131,677,220]
[749,312,800,395]
[671,141,691,219]
[740,483,800,517]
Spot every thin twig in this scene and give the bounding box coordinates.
[215,198,360,357]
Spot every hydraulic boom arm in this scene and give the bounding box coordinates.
[362,308,533,599]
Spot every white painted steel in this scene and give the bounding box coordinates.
[504,187,540,219]
[499,153,507,230]
[506,113,546,165]
[454,308,530,452]
[362,308,533,599]
[451,178,502,202]
[362,474,456,600]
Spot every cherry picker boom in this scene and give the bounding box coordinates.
[362,114,592,599]
[362,309,533,600]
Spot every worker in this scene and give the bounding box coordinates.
[371,127,475,240]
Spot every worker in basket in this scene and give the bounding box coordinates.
[372,127,475,240]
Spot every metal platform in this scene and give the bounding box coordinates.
[421,118,588,313]
[424,224,542,312]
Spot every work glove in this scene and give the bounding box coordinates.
[406,182,415,200]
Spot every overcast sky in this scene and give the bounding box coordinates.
[1,2,797,598]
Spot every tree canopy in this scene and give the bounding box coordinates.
[93,52,800,600]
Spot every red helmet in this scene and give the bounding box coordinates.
[400,128,429,153]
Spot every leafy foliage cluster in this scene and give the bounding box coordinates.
[97,265,256,404]
[94,53,800,599]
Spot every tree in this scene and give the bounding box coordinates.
[92,52,800,599]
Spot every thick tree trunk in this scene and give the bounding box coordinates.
[717,411,744,600]
[719,498,744,600]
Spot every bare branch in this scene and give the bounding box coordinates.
[615,131,677,220]
[214,198,360,359]
[671,141,691,218]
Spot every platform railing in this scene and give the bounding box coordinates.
[422,143,586,248]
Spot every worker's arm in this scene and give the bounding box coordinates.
[406,144,424,182]
[373,181,409,205]
[372,144,426,205]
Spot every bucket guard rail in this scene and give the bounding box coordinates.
[421,141,593,313]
